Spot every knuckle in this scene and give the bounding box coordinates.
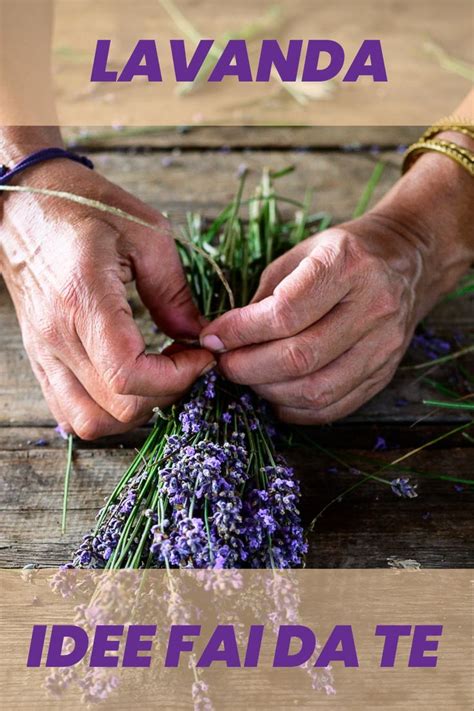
[111,397,144,425]
[58,276,84,312]
[347,242,384,284]
[313,230,349,267]
[272,295,295,333]
[304,378,335,409]
[373,287,401,319]
[36,315,61,346]
[345,234,373,263]
[104,363,134,396]
[73,416,102,441]
[282,340,315,377]
[224,307,259,346]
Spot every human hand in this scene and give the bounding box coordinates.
[0,159,215,439]
[201,152,474,424]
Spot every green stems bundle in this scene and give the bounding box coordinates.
[65,168,326,571]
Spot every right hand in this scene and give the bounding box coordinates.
[0,159,215,439]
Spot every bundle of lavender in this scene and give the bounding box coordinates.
[66,168,328,570]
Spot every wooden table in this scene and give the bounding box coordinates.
[1,127,472,569]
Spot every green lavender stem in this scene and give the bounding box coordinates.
[61,434,74,534]
[423,399,474,411]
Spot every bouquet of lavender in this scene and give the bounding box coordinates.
[67,168,328,570]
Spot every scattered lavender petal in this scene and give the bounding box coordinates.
[32,438,49,447]
[390,477,418,498]
[160,155,174,168]
[236,162,248,178]
[373,436,387,451]
[55,424,69,440]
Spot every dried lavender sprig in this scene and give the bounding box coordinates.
[65,170,318,570]
[66,371,307,570]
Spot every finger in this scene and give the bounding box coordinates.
[95,188,205,339]
[30,357,72,433]
[200,236,350,353]
[62,344,175,425]
[74,285,215,398]
[218,303,367,385]
[274,376,387,425]
[129,223,205,340]
[251,237,321,303]
[252,337,388,408]
[45,358,150,439]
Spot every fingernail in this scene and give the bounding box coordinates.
[200,360,217,376]
[201,334,226,353]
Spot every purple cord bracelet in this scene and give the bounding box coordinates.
[0,148,94,187]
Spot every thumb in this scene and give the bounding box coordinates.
[133,227,205,340]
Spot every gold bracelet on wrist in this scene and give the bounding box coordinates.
[402,138,474,177]
[421,123,474,141]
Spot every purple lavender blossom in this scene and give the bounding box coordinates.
[390,477,418,498]
[191,680,213,710]
[410,330,452,361]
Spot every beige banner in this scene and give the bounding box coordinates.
[0,569,472,709]
[0,0,472,126]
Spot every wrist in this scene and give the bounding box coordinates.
[0,127,64,166]
[365,147,473,314]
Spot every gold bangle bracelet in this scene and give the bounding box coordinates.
[421,124,474,141]
[432,115,474,127]
[402,139,474,177]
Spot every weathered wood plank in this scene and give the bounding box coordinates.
[91,148,402,225]
[0,421,471,451]
[0,445,472,568]
[64,126,421,151]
